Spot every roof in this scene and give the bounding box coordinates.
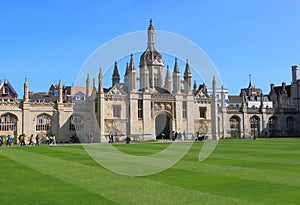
[228,95,242,103]
[272,85,291,97]
[0,79,18,97]
[29,93,58,103]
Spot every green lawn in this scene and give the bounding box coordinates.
[0,139,299,205]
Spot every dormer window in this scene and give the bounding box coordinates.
[3,87,8,95]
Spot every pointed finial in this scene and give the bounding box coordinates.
[184,58,191,74]
[93,78,96,87]
[148,18,154,30]
[129,54,135,70]
[174,57,180,73]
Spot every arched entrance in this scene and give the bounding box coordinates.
[229,116,241,138]
[250,116,260,138]
[155,113,172,139]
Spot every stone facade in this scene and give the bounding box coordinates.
[1,20,299,143]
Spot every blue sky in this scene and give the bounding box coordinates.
[1,0,300,96]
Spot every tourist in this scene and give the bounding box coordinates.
[21,134,26,146]
[0,135,3,147]
[183,130,187,141]
[111,133,114,143]
[46,134,49,145]
[53,134,56,145]
[35,135,40,146]
[28,134,34,146]
[175,131,178,140]
[172,131,175,141]
[195,131,199,141]
[6,135,12,146]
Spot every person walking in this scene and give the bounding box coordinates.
[0,135,3,147]
[35,135,40,146]
[183,130,187,141]
[29,134,34,146]
[46,134,49,145]
[6,135,12,146]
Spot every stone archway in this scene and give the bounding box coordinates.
[155,113,172,139]
[229,116,241,138]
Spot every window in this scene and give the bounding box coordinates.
[268,117,277,130]
[36,115,51,131]
[182,101,187,118]
[229,116,240,138]
[138,100,143,119]
[3,87,8,94]
[286,116,295,130]
[113,105,121,118]
[199,107,206,118]
[69,115,83,131]
[0,114,17,131]
[250,116,260,137]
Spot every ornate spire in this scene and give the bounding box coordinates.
[58,79,63,103]
[112,61,120,86]
[184,59,192,94]
[23,77,29,102]
[129,54,135,71]
[98,68,103,93]
[125,62,129,76]
[173,58,180,73]
[165,65,172,92]
[147,19,155,51]
[193,80,197,92]
[86,74,90,99]
[184,59,191,75]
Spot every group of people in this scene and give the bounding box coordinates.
[0,135,13,147]
[18,134,41,146]
[108,132,114,143]
[171,130,187,141]
[45,134,56,145]
[194,131,207,141]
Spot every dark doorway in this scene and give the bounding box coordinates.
[155,113,172,139]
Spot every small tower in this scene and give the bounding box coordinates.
[172,58,181,94]
[23,77,29,102]
[58,79,63,103]
[292,65,298,83]
[184,59,192,94]
[211,76,218,140]
[148,18,155,51]
[165,65,172,92]
[86,74,90,99]
[98,68,103,94]
[112,61,120,87]
[193,81,197,93]
[93,78,96,89]
[128,54,137,92]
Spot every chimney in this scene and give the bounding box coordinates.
[292,65,298,83]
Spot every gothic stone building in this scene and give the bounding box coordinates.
[1,20,300,143]
[220,66,300,138]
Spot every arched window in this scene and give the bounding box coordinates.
[250,116,260,137]
[286,116,295,130]
[0,114,17,131]
[268,117,277,130]
[229,116,240,138]
[69,115,83,131]
[36,114,51,131]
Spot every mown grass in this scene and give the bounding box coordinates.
[0,138,299,204]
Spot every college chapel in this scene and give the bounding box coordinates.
[0,20,300,143]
